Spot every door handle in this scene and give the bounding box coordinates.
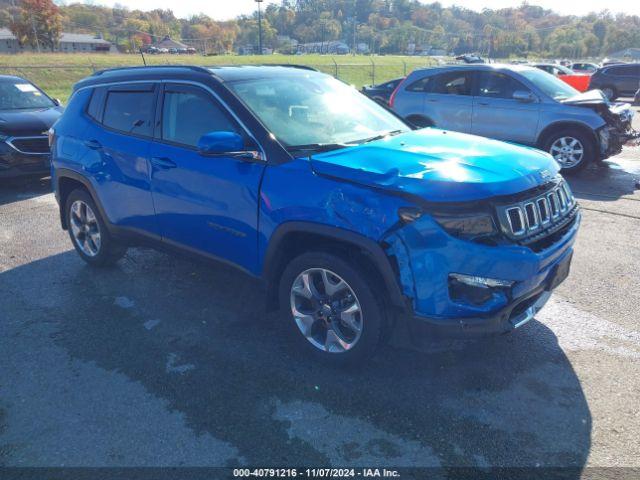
[150,157,177,169]
[84,139,102,150]
[427,98,438,102]
[478,101,490,106]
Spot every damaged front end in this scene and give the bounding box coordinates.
[596,103,640,157]
[562,91,640,158]
[381,178,580,341]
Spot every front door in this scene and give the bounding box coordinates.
[472,71,540,145]
[149,83,266,273]
[423,70,474,133]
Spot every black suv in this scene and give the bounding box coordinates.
[589,63,640,100]
[0,75,63,179]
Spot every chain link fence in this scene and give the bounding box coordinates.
[0,56,435,101]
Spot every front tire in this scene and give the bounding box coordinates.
[65,189,126,267]
[278,252,385,365]
[601,86,617,101]
[543,128,596,173]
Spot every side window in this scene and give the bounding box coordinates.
[608,66,631,76]
[86,87,105,122]
[477,72,528,99]
[161,87,240,148]
[406,76,431,92]
[431,72,472,96]
[103,89,155,137]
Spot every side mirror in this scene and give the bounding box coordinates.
[513,90,536,103]
[198,131,244,155]
[197,131,264,161]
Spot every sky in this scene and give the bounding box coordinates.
[69,0,640,19]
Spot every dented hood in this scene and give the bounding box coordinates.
[309,129,559,203]
[560,89,607,105]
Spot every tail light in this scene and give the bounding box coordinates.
[388,77,407,109]
[48,127,56,148]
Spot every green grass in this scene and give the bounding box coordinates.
[0,53,436,103]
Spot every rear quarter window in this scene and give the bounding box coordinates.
[406,76,432,92]
[86,88,106,122]
[103,89,155,137]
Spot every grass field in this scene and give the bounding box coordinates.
[0,53,436,103]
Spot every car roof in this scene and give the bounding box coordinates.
[73,65,323,91]
[412,63,537,75]
[0,75,28,82]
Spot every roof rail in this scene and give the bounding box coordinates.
[91,65,212,77]
[265,64,318,71]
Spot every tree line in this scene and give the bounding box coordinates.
[0,0,639,57]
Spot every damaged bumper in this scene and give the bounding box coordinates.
[597,104,640,158]
[384,208,580,340]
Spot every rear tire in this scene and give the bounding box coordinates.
[278,251,385,366]
[542,128,596,174]
[65,189,127,267]
[406,115,434,129]
[601,86,617,101]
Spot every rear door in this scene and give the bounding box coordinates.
[610,65,640,95]
[423,70,474,132]
[83,83,160,235]
[149,83,266,273]
[471,71,540,145]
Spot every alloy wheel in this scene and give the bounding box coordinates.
[550,136,584,169]
[289,268,363,353]
[69,200,102,257]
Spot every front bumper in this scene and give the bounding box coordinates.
[384,206,580,340]
[598,105,640,158]
[0,145,51,178]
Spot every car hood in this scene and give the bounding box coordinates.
[561,89,608,105]
[0,107,63,137]
[309,129,560,203]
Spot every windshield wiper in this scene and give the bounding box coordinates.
[349,129,405,145]
[286,143,351,154]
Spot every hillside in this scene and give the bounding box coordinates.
[0,1,639,58]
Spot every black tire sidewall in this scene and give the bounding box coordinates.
[65,189,124,267]
[543,128,595,173]
[278,252,385,365]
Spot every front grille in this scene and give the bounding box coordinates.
[7,136,49,155]
[497,179,577,245]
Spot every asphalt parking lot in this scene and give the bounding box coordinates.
[1,107,639,475]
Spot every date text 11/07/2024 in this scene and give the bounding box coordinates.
[232,468,401,477]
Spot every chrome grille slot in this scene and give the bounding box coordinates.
[557,188,567,211]
[507,207,526,235]
[524,203,539,230]
[537,198,550,224]
[548,192,559,218]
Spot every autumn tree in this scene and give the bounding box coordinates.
[10,0,61,51]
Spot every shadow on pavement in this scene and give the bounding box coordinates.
[0,176,51,206]
[0,247,592,473]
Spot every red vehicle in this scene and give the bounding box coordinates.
[531,63,591,92]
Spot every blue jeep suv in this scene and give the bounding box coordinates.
[51,66,580,363]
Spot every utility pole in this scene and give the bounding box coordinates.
[255,0,264,55]
[30,14,40,53]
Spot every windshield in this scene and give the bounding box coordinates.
[519,69,579,101]
[227,73,409,149]
[0,79,55,110]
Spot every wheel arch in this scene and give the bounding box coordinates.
[405,114,434,128]
[56,169,109,231]
[262,222,408,313]
[537,121,598,151]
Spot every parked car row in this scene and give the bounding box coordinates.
[0,76,63,179]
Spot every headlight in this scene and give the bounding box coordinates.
[432,213,497,241]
